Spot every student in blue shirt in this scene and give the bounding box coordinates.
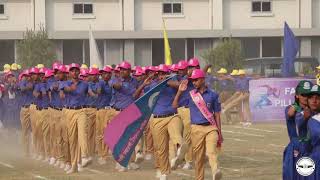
[49,64,68,168]
[172,69,222,180]
[62,63,91,174]
[19,70,33,157]
[96,66,113,165]
[305,84,320,180]
[283,80,313,180]
[33,68,51,163]
[85,67,100,160]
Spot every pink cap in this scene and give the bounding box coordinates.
[45,69,54,78]
[39,68,47,74]
[88,67,99,75]
[177,60,188,70]
[157,64,169,72]
[52,62,61,70]
[141,66,147,72]
[132,66,141,72]
[57,65,67,73]
[5,71,14,78]
[69,63,80,70]
[80,68,89,77]
[170,64,178,72]
[22,69,30,76]
[29,67,39,74]
[189,69,205,79]
[147,66,157,72]
[119,61,131,70]
[188,58,200,67]
[114,65,120,72]
[100,66,112,73]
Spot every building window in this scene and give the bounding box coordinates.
[163,0,183,14]
[73,3,93,14]
[0,4,4,14]
[252,1,271,12]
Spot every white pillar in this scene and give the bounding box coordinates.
[103,40,107,66]
[34,0,46,30]
[212,0,223,30]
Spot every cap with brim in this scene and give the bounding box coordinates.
[307,84,320,95]
[119,61,131,70]
[189,69,205,79]
[188,58,200,67]
[296,80,313,95]
[177,60,188,70]
[69,63,80,70]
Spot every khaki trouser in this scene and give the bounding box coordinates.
[20,107,31,156]
[150,114,183,175]
[144,121,154,154]
[29,104,38,154]
[96,108,113,160]
[191,125,219,180]
[35,109,44,156]
[85,108,97,157]
[178,107,192,163]
[49,108,64,160]
[64,109,88,170]
[38,109,51,158]
[62,108,71,164]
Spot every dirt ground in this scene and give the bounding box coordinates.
[0,123,287,180]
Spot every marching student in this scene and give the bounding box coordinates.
[139,64,185,180]
[33,68,51,162]
[110,61,142,171]
[62,63,91,174]
[96,66,113,165]
[173,69,223,180]
[283,80,313,180]
[19,70,33,157]
[49,64,68,168]
[85,67,100,160]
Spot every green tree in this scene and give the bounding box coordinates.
[201,37,244,73]
[17,27,56,68]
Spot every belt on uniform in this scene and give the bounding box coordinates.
[153,113,177,119]
[65,106,83,110]
[84,105,97,108]
[22,105,30,108]
[36,107,49,111]
[112,106,122,111]
[195,122,211,126]
[50,106,63,111]
[98,106,111,110]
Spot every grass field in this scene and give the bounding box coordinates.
[0,123,288,180]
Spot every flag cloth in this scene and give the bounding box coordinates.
[104,75,175,167]
[163,19,172,65]
[281,22,299,77]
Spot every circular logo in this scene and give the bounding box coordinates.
[296,157,315,176]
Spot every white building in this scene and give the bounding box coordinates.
[0,0,319,68]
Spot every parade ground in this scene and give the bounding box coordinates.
[0,123,286,180]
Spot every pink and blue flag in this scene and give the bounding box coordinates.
[104,75,175,167]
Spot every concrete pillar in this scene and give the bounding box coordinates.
[124,40,135,64]
[300,0,312,28]
[34,0,46,30]
[212,0,223,30]
[55,40,63,62]
[123,0,135,31]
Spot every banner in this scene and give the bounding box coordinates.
[104,75,175,167]
[249,78,314,122]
